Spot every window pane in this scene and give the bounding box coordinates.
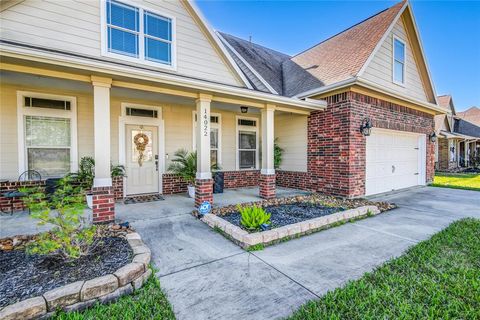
[108,27,138,57]
[144,11,171,41]
[238,119,256,127]
[394,39,405,62]
[394,60,404,83]
[239,150,256,169]
[26,97,70,110]
[211,128,218,149]
[28,148,70,178]
[25,116,70,147]
[239,131,256,149]
[145,38,171,64]
[126,107,157,118]
[210,150,217,167]
[107,0,138,31]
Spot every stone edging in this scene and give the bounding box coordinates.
[0,232,152,320]
[202,205,380,248]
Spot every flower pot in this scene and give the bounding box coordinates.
[187,185,195,198]
[86,194,93,209]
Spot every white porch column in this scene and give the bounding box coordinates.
[195,94,212,179]
[464,139,468,166]
[91,76,112,187]
[261,104,275,174]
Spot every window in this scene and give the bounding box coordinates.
[193,112,221,167]
[126,107,158,118]
[103,0,175,68]
[237,117,258,170]
[17,92,77,178]
[393,37,405,85]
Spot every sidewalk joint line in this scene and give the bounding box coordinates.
[351,223,418,243]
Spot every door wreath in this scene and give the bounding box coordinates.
[133,132,149,166]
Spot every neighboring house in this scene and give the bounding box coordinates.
[0,0,445,223]
[435,95,480,170]
[458,106,480,127]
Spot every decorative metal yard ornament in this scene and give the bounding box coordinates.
[360,117,373,136]
[240,106,249,113]
[429,132,437,143]
[134,131,149,166]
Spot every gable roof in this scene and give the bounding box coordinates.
[437,95,456,114]
[217,32,323,97]
[457,107,480,126]
[291,1,405,86]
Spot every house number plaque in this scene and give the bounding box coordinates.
[203,108,209,137]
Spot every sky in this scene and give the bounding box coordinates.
[196,0,480,111]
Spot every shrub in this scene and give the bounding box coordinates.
[237,204,271,231]
[167,149,220,186]
[68,156,126,191]
[20,176,96,261]
[274,138,284,169]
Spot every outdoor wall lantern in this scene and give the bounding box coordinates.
[240,106,249,113]
[360,117,373,136]
[429,132,437,143]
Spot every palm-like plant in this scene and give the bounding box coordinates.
[168,149,220,186]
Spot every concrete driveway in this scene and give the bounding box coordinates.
[133,187,480,320]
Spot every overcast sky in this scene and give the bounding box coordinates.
[197,0,480,111]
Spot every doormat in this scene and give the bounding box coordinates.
[124,194,165,204]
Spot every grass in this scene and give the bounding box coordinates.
[52,271,175,320]
[431,173,480,191]
[287,218,480,320]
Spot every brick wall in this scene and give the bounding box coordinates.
[259,174,276,199]
[0,180,45,212]
[195,179,213,207]
[276,170,312,191]
[223,170,259,188]
[92,186,115,224]
[162,174,189,194]
[307,91,435,197]
[112,177,124,200]
[436,138,449,170]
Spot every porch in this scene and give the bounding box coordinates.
[0,65,324,223]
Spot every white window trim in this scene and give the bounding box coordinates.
[192,111,222,167]
[235,115,259,170]
[119,103,164,196]
[16,91,78,177]
[100,0,177,71]
[392,35,406,87]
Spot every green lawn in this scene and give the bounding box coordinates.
[52,272,175,320]
[431,173,480,191]
[288,218,480,320]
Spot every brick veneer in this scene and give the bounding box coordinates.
[276,170,312,191]
[112,177,124,200]
[194,178,213,208]
[307,91,435,197]
[0,180,45,212]
[223,170,259,188]
[92,186,115,224]
[162,174,189,194]
[259,174,276,199]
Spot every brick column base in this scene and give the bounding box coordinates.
[92,186,115,224]
[259,174,276,199]
[195,179,213,208]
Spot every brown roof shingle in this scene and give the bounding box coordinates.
[437,95,452,109]
[291,0,406,86]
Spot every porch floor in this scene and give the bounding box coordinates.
[117,187,309,223]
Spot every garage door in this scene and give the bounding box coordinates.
[366,128,426,196]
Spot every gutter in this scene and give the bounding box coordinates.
[0,43,326,111]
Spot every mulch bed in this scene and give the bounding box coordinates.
[0,237,132,308]
[222,203,345,231]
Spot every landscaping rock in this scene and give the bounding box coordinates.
[98,284,133,304]
[262,230,279,243]
[132,245,151,255]
[126,233,142,247]
[63,299,97,313]
[133,253,151,268]
[132,269,152,290]
[80,275,118,301]
[0,296,46,320]
[43,280,84,311]
[114,263,144,287]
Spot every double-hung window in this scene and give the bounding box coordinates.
[104,0,174,67]
[193,112,221,167]
[237,117,258,170]
[17,92,77,178]
[393,36,406,85]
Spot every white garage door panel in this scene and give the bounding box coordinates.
[366,129,426,196]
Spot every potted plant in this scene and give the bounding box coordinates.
[168,149,220,198]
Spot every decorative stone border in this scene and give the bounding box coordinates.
[202,205,381,249]
[0,232,152,320]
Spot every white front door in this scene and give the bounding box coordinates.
[125,124,159,195]
[366,129,426,196]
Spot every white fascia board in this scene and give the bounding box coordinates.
[216,31,278,95]
[184,1,253,90]
[294,77,357,99]
[0,45,325,111]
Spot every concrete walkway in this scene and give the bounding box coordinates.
[132,187,479,320]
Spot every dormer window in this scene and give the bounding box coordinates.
[393,36,405,85]
[103,0,175,69]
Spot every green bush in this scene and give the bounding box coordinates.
[68,156,126,191]
[20,176,96,261]
[167,149,220,186]
[237,204,271,231]
[274,138,284,169]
